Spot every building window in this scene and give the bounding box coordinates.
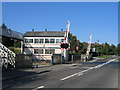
[45,49,55,54]
[45,49,49,54]
[34,49,43,54]
[56,39,60,43]
[34,49,39,54]
[34,39,39,43]
[50,49,55,54]
[35,39,44,43]
[45,39,49,43]
[50,39,55,43]
[61,39,64,42]
[40,39,44,43]
[24,39,33,43]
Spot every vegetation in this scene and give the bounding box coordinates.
[2,23,22,54]
[8,47,21,54]
[2,23,7,29]
[70,33,119,56]
[97,55,112,59]
[2,24,119,56]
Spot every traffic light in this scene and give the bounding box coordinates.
[60,43,69,49]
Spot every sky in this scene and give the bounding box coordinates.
[2,2,118,45]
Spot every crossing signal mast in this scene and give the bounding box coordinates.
[60,21,70,49]
[60,21,70,62]
[86,33,92,56]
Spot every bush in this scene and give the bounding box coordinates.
[8,47,21,54]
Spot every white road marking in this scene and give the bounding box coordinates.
[60,58,117,81]
[78,72,83,76]
[70,67,78,68]
[32,86,44,90]
[82,67,94,69]
[88,59,97,62]
[94,59,117,68]
[60,73,79,81]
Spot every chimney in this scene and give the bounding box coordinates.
[45,29,47,31]
[32,29,34,31]
[61,28,63,31]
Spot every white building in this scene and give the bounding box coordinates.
[23,31,70,62]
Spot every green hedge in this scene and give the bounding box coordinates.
[8,47,21,54]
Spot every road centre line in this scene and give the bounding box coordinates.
[60,73,79,80]
[32,86,44,90]
[60,58,117,81]
[78,72,83,76]
[94,59,117,68]
[70,67,78,68]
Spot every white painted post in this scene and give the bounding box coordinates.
[72,54,73,62]
[21,41,23,53]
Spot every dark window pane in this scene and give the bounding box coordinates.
[50,39,55,43]
[45,39,49,43]
[61,39,64,42]
[56,39,60,43]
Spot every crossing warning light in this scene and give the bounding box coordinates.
[60,43,70,49]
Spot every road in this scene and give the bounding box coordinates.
[2,56,119,89]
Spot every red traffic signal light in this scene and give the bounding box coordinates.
[60,43,69,49]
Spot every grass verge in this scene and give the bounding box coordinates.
[97,55,112,59]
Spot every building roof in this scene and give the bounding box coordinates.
[0,26,23,40]
[23,31,66,37]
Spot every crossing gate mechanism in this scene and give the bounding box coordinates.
[60,42,70,50]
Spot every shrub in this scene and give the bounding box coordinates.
[8,47,21,54]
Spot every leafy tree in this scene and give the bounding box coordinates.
[2,23,7,29]
[117,44,120,56]
[108,44,116,55]
[69,33,84,54]
[70,34,117,55]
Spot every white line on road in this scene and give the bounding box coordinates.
[60,73,79,81]
[94,59,117,68]
[82,67,94,69]
[88,59,97,62]
[32,86,44,90]
[70,67,78,68]
[78,72,83,76]
[60,58,117,81]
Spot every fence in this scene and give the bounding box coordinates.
[15,54,53,68]
[15,54,33,69]
[69,54,81,61]
[52,54,62,64]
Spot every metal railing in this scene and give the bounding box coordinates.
[0,43,16,69]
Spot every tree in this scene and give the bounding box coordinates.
[69,33,84,54]
[69,33,117,56]
[69,34,77,53]
[2,23,7,29]
[117,44,120,56]
[108,44,116,55]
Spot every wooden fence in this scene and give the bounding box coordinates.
[15,54,33,69]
